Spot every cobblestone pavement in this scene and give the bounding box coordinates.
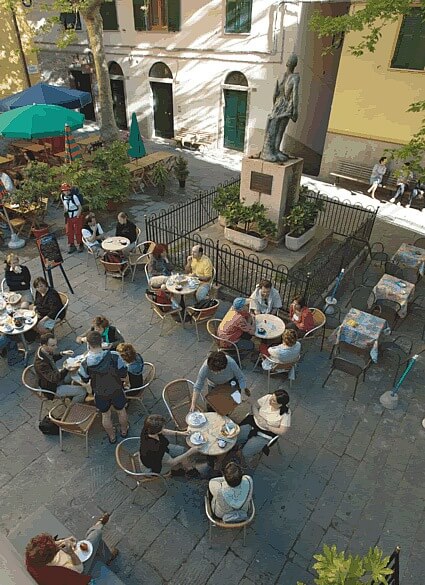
[1,147,425,583]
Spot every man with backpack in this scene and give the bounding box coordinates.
[79,331,129,444]
[60,182,84,254]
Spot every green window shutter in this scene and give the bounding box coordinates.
[167,0,180,32]
[100,1,118,31]
[225,0,252,34]
[133,0,147,31]
[391,8,425,70]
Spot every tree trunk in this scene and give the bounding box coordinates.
[81,1,120,142]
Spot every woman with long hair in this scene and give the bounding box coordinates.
[146,243,173,288]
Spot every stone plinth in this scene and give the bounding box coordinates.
[240,157,304,238]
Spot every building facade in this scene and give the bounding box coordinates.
[320,3,425,180]
[31,0,347,174]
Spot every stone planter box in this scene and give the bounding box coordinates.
[285,224,317,251]
[224,226,268,252]
[218,215,226,227]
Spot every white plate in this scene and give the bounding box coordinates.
[75,540,93,562]
[24,318,33,325]
[189,432,206,445]
[1,324,13,333]
[8,294,21,305]
[186,411,206,427]
[0,316,7,325]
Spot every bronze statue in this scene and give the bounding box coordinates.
[261,54,300,163]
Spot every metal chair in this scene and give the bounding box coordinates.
[303,308,326,350]
[48,402,98,457]
[135,226,142,246]
[206,318,242,368]
[145,292,183,335]
[345,286,375,312]
[384,261,405,280]
[53,292,74,334]
[162,379,204,430]
[185,300,220,340]
[99,258,130,292]
[82,236,100,273]
[124,362,156,414]
[413,237,425,249]
[371,299,401,330]
[115,438,167,503]
[128,240,155,282]
[204,495,255,546]
[322,353,371,400]
[1,277,34,300]
[255,354,300,391]
[379,335,413,384]
[366,242,389,269]
[21,365,65,421]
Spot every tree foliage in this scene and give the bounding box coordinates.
[310,0,425,178]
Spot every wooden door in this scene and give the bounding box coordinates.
[70,71,95,121]
[223,89,247,151]
[110,78,127,130]
[150,82,174,139]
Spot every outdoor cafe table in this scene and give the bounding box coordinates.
[0,301,38,365]
[391,243,425,279]
[102,236,130,252]
[186,412,238,456]
[0,154,14,166]
[369,274,415,318]
[206,383,244,417]
[11,141,46,153]
[255,314,285,340]
[165,274,200,296]
[76,134,101,150]
[328,308,388,363]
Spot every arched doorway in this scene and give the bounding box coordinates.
[223,71,248,151]
[149,62,174,139]
[108,61,127,130]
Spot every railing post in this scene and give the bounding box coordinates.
[215,239,219,285]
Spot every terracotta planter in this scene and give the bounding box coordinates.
[32,226,49,239]
[285,224,317,251]
[224,226,268,252]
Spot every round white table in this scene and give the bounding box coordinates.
[186,412,239,456]
[255,314,285,340]
[165,275,200,296]
[102,236,130,252]
[0,308,38,365]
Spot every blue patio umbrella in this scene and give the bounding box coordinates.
[0,82,92,112]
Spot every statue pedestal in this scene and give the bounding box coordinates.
[240,157,303,238]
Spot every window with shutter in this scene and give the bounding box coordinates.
[133,0,180,32]
[100,1,119,31]
[225,0,252,34]
[391,8,425,70]
[133,0,148,31]
[60,11,82,30]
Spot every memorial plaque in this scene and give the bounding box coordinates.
[250,171,273,194]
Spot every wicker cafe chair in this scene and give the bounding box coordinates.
[124,362,156,414]
[48,402,98,457]
[303,308,326,350]
[204,495,255,546]
[82,236,100,273]
[53,292,75,334]
[206,318,242,368]
[162,379,204,430]
[21,365,66,421]
[145,292,183,335]
[128,240,155,282]
[186,300,220,341]
[262,355,300,391]
[99,259,130,292]
[115,438,167,503]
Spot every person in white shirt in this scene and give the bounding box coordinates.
[238,388,291,459]
[60,182,83,254]
[261,329,301,381]
[81,212,105,257]
[249,279,282,315]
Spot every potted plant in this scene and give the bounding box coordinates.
[173,155,189,188]
[213,183,240,226]
[284,193,324,251]
[222,200,277,252]
[151,161,170,196]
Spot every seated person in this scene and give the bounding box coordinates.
[33,277,64,335]
[81,212,105,257]
[0,333,23,366]
[185,244,213,302]
[76,315,124,350]
[238,388,291,460]
[249,279,282,315]
[116,342,144,389]
[115,212,138,253]
[260,329,301,379]
[217,297,255,351]
[208,462,253,520]
[34,333,86,404]
[25,513,118,585]
[139,414,207,477]
[191,351,246,411]
[286,295,315,337]
[4,253,32,306]
[147,243,173,288]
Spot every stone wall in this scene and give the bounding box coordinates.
[37,49,74,85]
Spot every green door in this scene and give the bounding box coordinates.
[150,81,174,139]
[224,89,247,151]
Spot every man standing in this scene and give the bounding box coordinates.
[79,331,129,444]
[185,245,213,302]
[60,182,84,253]
[34,333,87,403]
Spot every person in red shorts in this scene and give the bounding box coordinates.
[60,182,83,254]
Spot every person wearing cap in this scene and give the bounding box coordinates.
[184,245,213,302]
[217,298,255,351]
[60,182,83,253]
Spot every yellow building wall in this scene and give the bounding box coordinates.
[328,5,425,145]
[0,6,40,98]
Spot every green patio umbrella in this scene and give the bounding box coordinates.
[0,104,85,139]
[128,112,146,158]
